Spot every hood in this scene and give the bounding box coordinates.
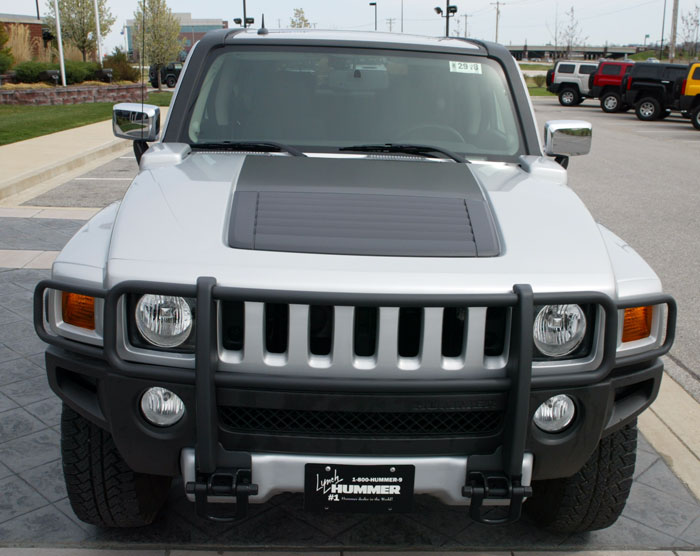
[107,150,615,296]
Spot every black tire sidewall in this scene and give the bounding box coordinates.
[559,88,579,106]
[692,107,700,130]
[636,97,660,121]
[601,92,620,113]
[166,76,177,88]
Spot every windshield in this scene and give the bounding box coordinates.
[185,46,522,159]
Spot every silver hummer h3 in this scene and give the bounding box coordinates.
[34,29,675,531]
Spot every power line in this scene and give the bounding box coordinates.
[386,17,396,32]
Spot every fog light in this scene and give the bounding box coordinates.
[140,387,185,427]
[533,394,575,433]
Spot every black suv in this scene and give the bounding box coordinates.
[149,62,183,88]
[623,62,689,121]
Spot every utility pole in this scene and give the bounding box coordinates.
[445,0,449,36]
[660,0,668,59]
[35,0,40,19]
[369,2,377,31]
[243,0,247,28]
[463,14,468,37]
[93,0,103,66]
[669,0,680,61]
[401,0,404,32]
[491,1,505,43]
[386,18,395,32]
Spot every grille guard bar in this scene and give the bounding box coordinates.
[33,277,676,522]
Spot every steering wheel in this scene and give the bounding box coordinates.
[398,124,467,144]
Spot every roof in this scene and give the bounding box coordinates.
[226,28,481,50]
[0,13,42,25]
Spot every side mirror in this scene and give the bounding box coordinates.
[113,103,160,142]
[544,120,592,162]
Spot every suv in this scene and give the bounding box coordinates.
[35,30,675,532]
[149,61,183,88]
[588,60,634,112]
[623,62,689,120]
[546,60,599,105]
[679,62,700,129]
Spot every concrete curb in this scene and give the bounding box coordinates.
[0,137,129,202]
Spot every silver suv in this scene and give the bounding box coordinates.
[34,30,674,532]
[546,60,599,105]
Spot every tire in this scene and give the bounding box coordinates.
[692,106,700,130]
[166,75,177,88]
[636,97,661,121]
[524,421,637,533]
[61,404,172,528]
[600,91,622,113]
[558,88,580,107]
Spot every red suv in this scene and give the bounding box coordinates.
[589,60,634,113]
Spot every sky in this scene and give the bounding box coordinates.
[2,0,699,54]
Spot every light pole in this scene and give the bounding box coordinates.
[93,0,103,66]
[369,2,377,31]
[53,0,66,86]
[644,33,650,47]
[660,0,668,59]
[434,3,458,37]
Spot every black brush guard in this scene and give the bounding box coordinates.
[34,278,676,523]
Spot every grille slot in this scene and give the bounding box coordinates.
[398,307,422,358]
[221,300,244,351]
[309,305,333,356]
[442,307,467,357]
[218,406,504,437]
[353,307,378,357]
[264,303,289,354]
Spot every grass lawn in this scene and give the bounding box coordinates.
[528,86,554,96]
[519,63,553,71]
[0,92,173,146]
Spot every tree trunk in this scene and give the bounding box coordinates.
[82,49,87,62]
[157,66,162,91]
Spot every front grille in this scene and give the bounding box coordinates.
[218,406,504,437]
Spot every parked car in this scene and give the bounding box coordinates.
[588,60,635,112]
[35,29,675,533]
[546,60,599,105]
[149,62,183,88]
[679,62,700,129]
[622,62,689,120]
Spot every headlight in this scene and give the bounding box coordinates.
[533,304,586,357]
[135,294,193,348]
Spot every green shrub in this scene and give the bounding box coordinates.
[0,51,12,74]
[64,61,101,84]
[104,48,139,82]
[534,75,546,88]
[14,61,52,82]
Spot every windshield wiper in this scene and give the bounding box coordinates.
[190,141,306,157]
[338,143,465,163]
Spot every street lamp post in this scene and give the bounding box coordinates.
[660,0,668,59]
[434,3,458,37]
[369,2,377,31]
[93,0,103,66]
[53,0,66,86]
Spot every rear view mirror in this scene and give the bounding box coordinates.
[544,120,592,158]
[113,103,160,142]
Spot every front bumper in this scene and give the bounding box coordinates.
[35,279,675,521]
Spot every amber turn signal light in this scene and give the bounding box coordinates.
[622,306,652,343]
[62,292,95,330]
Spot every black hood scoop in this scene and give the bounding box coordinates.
[228,156,500,258]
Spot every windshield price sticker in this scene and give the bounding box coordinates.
[450,61,482,74]
[304,463,415,513]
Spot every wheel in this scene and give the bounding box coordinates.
[166,75,177,88]
[61,404,172,527]
[398,124,467,143]
[635,97,661,121]
[692,106,700,130]
[524,421,637,533]
[558,88,580,106]
[600,92,622,113]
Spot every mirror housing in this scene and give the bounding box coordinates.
[113,103,161,142]
[544,120,592,158]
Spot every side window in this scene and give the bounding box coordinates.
[579,65,597,75]
[601,65,621,76]
[624,65,633,74]
[693,66,700,80]
[558,64,575,74]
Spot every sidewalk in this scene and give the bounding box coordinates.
[0,107,168,203]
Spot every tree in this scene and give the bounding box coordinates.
[290,8,311,29]
[0,24,13,74]
[133,0,182,90]
[680,4,700,57]
[44,0,115,62]
[559,7,586,58]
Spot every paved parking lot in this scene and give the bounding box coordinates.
[0,97,698,551]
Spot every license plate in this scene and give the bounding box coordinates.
[304,463,415,513]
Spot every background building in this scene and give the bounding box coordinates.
[0,13,46,58]
[125,12,227,61]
